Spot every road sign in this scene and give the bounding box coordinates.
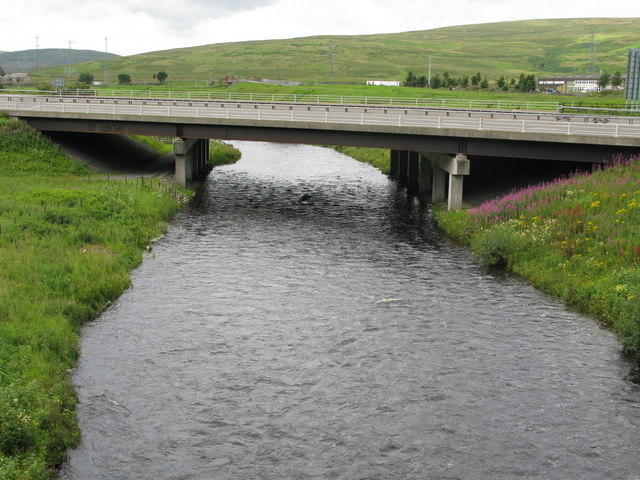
[626,49,640,109]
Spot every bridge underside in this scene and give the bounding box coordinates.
[21,116,640,210]
[24,117,639,163]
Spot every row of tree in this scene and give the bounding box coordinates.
[404,71,540,92]
[78,71,169,85]
[597,71,623,89]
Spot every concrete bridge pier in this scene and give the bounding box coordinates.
[173,138,210,187]
[423,153,470,211]
[407,151,420,194]
[418,153,433,198]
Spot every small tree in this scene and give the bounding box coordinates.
[404,71,417,87]
[611,71,623,89]
[496,76,507,91]
[0,64,5,77]
[118,73,132,85]
[78,72,94,84]
[156,71,168,83]
[442,71,451,88]
[597,71,610,90]
[415,75,427,88]
[471,72,482,86]
[516,73,537,92]
[430,74,443,89]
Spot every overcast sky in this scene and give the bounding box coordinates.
[3,0,640,56]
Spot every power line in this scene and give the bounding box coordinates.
[326,45,336,78]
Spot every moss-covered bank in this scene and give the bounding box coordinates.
[0,117,239,479]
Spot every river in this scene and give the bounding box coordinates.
[61,142,640,480]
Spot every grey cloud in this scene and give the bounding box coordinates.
[125,0,278,31]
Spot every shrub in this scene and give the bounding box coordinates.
[470,223,531,268]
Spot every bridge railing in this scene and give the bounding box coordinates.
[3,88,562,112]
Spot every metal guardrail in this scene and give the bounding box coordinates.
[3,88,563,112]
[3,94,639,140]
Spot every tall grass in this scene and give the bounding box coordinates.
[0,118,184,479]
[435,156,640,351]
[209,140,242,167]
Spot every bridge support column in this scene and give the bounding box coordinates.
[432,164,447,203]
[390,150,400,179]
[422,153,470,211]
[407,151,420,195]
[419,154,433,197]
[196,139,210,178]
[397,150,409,186]
[174,138,210,187]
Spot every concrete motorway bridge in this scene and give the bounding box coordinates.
[3,92,640,210]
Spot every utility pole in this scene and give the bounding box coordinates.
[589,30,596,74]
[35,35,40,73]
[326,45,336,78]
[103,37,110,85]
[65,36,75,76]
[428,55,432,88]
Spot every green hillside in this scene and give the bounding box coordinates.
[37,18,640,84]
[0,49,119,74]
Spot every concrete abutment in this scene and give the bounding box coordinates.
[390,149,469,211]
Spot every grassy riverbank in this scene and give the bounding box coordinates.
[0,117,239,479]
[434,156,640,352]
[128,136,241,168]
[332,146,390,174]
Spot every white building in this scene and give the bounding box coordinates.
[538,74,623,93]
[366,80,401,87]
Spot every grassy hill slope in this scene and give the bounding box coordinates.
[37,18,640,84]
[1,49,119,74]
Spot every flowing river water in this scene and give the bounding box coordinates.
[61,142,640,480]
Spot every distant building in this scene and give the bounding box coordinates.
[1,72,31,84]
[366,80,401,87]
[220,75,238,86]
[538,74,624,93]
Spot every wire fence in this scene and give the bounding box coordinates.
[140,177,190,206]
